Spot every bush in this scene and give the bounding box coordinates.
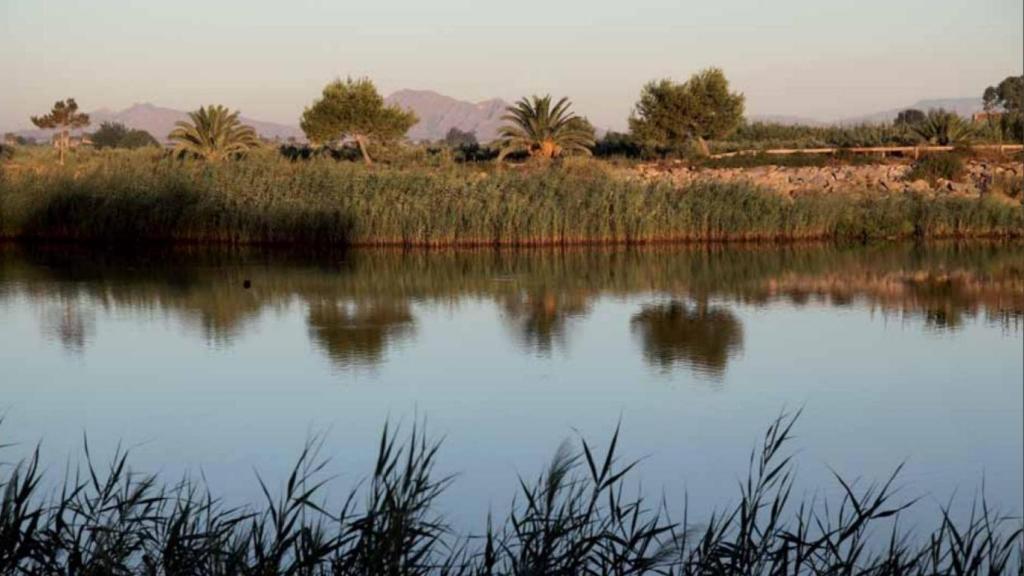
[990,172,1023,199]
[593,131,643,159]
[906,153,967,184]
[90,121,160,149]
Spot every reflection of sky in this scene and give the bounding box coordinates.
[1,291,1021,534]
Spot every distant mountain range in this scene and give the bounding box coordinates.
[8,103,303,144]
[746,114,829,127]
[5,94,988,145]
[839,98,984,125]
[385,89,509,142]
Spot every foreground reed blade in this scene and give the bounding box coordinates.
[1,413,1021,574]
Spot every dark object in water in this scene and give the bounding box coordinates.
[243,279,252,289]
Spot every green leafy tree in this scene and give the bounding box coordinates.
[629,68,744,156]
[983,75,1024,142]
[91,122,159,149]
[894,109,927,127]
[443,127,478,149]
[983,75,1023,112]
[593,131,642,158]
[119,128,160,149]
[4,133,33,146]
[300,78,418,165]
[30,98,90,165]
[168,105,260,160]
[912,109,976,145]
[497,95,595,161]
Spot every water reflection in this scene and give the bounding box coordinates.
[1,243,1021,375]
[40,297,95,354]
[630,301,744,377]
[307,299,416,368]
[501,290,591,354]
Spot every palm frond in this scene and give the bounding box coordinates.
[497,95,595,161]
[168,105,261,161]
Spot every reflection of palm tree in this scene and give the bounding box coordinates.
[42,299,94,354]
[630,300,743,377]
[501,290,591,354]
[307,300,416,368]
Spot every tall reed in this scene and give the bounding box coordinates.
[2,413,1021,574]
[2,151,1020,246]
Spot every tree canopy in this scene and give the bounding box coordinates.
[300,78,418,164]
[443,127,478,149]
[983,75,1023,113]
[628,68,744,156]
[91,122,159,149]
[30,98,90,164]
[983,75,1024,142]
[894,109,927,127]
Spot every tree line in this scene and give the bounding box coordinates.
[12,71,1024,165]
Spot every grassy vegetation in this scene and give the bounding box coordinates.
[906,153,968,184]
[714,119,1011,154]
[1,413,1020,574]
[1,149,1020,246]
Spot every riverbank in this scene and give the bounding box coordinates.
[640,157,1024,198]
[1,151,1021,246]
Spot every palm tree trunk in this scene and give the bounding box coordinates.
[59,129,67,166]
[696,136,710,157]
[355,135,373,165]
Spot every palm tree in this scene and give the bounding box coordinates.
[912,109,977,146]
[168,105,260,160]
[497,95,595,161]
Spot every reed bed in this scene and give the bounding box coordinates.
[1,412,1020,574]
[1,152,1021,246]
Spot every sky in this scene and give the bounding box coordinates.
[1,0,1022,131]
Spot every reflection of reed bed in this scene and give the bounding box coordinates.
[1,413,1020,574]
[1,153,1021,245]
[760,271,1024,328]
[1,243,1021,347]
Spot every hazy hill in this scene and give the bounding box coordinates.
[747,114,828,126]
[10,103,303,143]
[840,97,984,125]
[385,89,509,143]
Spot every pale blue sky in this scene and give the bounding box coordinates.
[2,0,1022,131]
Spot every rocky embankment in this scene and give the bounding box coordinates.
[636,160,1023,199]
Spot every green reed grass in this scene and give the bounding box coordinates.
[1,151,1021,246]
[1,412,1021,574]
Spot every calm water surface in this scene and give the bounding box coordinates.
[1,243,1021,528]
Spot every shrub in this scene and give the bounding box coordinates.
[990,172,1023,200]
[906,153,967,184]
